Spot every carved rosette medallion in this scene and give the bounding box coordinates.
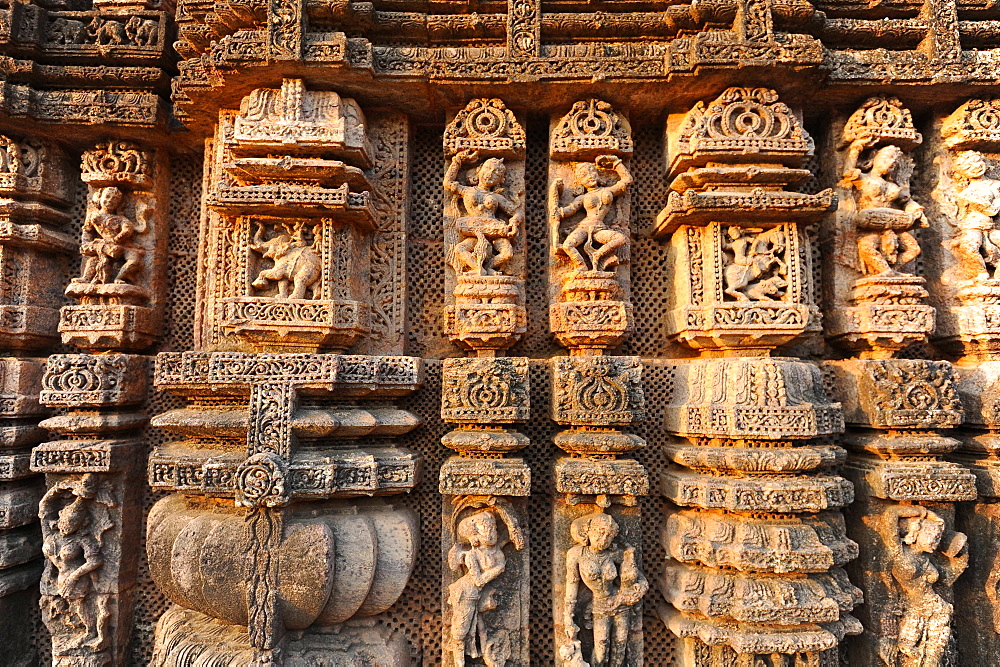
[443,98,527,352]
[61,140,168,352]
[655,87,832,353]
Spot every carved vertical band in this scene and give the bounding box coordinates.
[823,95,975,666]
[440,97,532,666]
[547,100,650,666]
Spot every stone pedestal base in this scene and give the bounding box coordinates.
[151,606,413,666]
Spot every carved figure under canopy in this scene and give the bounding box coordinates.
[553,155,632,276]
[722,226,789,301]
[945,150,1000,282]
[562,511,647,667]
[447,511,508,667]
[250,220,321,300]
[841,138,928,276]
[73,186,146,287]
[883,505,967,667]
[40,473,116,656]
[444,149,522,277]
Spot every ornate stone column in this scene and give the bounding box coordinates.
[654,87,861,665]
[0,133,74,664]
[439,98,531,667]
[548,99,650,666]
[822,95,976,666]
[29,139,167,667]
[146,79,423,667]
[924,97,1000,659]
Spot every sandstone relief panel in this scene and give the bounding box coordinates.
[7,0,1000,663]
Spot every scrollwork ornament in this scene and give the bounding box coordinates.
[235,452,289,508]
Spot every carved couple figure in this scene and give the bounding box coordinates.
[73,186,145,287]
[445,149,522,277]
[40,474,115,655]
[562,511,647,667]
[842,137,928,276]
[883,504,967,667]
[552,155,632,277]
[448,511,508,667]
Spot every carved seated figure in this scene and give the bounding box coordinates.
[444,149,522,278]
[553,156,632,283]
[250,220,321,300]
[722,226,789,301]
[946,150,1000,284]
[562,511,647,667]
[841,139,928,277]
[447,512,507,667]
[71,186,146,295]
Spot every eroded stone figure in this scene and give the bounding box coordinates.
[842,139,928,276]
[40,474,115,655]
[250,220,321,299]
[722,226,788,301]
[553,155,632,276]
[562,511,647,667]
[73,186,145,286]
[884,505,968,667]
[946,150,1000,282]
[444,149,522,277]
[448,511,508,667]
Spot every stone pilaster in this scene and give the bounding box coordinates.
[32,138,167,666]
[924,97,1000,660]
[655,87,860,665]
[548,99,650,666]
[147,79,423,667]
[439,98,531,667]
[824,96,976,667]
[0,131,74,665]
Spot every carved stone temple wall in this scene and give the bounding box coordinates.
[11,0,1000,664]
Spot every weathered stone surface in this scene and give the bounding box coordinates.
[10,0,1000,662]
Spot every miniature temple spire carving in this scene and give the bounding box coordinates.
[146,79,423,666]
